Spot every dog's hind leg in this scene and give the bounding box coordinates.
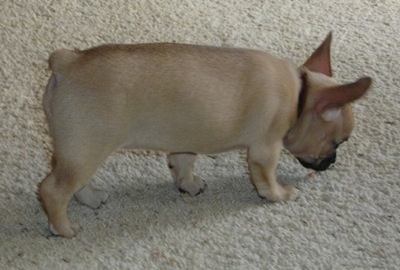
[167,153,206,196]
[38,148,110,238]
[38,118,119,238]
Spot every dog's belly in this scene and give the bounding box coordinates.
[120,113,251,153]
[121,138,246,154]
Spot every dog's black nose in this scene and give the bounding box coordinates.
[297,152,336,171]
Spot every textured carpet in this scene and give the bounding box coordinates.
[1,0,399,269]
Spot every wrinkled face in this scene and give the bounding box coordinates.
[284,105,355,171]
[285,32,370,171]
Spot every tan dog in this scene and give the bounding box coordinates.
[38,32,371,238]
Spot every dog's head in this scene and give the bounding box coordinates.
[284,32,372,171]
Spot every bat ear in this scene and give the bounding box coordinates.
[303,32,333,77]
[315,77,372,121]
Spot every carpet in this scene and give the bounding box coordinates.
[0,0,399,269]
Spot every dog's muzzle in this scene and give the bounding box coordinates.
[297,152,337,171]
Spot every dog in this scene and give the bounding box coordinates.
[38,32,371,238]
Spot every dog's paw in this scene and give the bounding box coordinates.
[281,184,300,201]
[75,185,108,209]
[49,220,81,238]
[258,184,299,202]
[178,176,206,196]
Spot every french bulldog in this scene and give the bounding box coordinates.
[38,32,371,238]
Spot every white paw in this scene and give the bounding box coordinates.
[49,220,81,238]
[75,185,108,209]
[178,176,206,196]
[258,184,299,202]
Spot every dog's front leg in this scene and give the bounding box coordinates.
[247,143,299,202]
[167,153,206,196]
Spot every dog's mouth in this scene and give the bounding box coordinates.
[297,152,336,171]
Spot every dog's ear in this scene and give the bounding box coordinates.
[303,32,333,77]
[315,77,372,121]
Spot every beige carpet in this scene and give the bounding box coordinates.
[1,0,399,269]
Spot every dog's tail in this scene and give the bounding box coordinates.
[48,49,80,74]
[44,49,79,119]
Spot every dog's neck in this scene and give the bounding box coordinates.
[284,74,309,146]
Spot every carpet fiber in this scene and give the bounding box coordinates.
[1,0,399,269]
